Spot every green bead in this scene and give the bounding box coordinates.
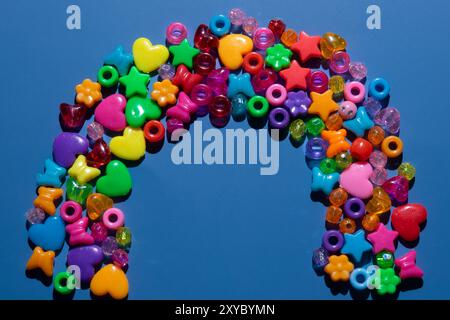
[265,44,292,71]
[320,158,337,174]
[66,177,93,206]
[375,250,394,269]
[335,152,353,171]
[376,268,400,295]
[169,39,200,69]
[247,96,269,118]
[96,160,132,197]
[398,162,416,181]
[119,66,150,98]
[289,119,306,142]
[54,271,76,295]
[97,65,119,88]
[125,96,162,127]
[306,117,325,136]
[116,227,132,248]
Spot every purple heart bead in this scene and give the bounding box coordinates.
[67,245,103,283]
[382,175,409,205]
[53,132,89,168]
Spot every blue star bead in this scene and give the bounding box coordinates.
[228,73,256,98]
[104,45,134,76]
[311,167,339,195]
[36,159,67,187]
[343,107,374,137]
[341,230,372,264]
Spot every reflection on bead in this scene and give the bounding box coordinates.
[329,187,348,207]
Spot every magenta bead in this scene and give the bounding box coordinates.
[242,16,258,36]
[370,167,388,186]
[25,207,46,224]
[206,68,229,96]
[382,175,409,204]
[101,236,118,257]
[251,68,277,94]
[369,150,388,168]
[60,201,83,223]
[166,117,184,135]
[308,71,328,93]
[166,92,199,123]
[166,22,188,45]
[330,51,350,74]
[190,84,214,107]
[349,62,368,81]
[112,248,129,268]
[253,27,275,51]
[228,8,246,26]
[91,222,108,243]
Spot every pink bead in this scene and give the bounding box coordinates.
[65,217,95,246]
[253,27,275,51]
[338,101,357,120]
[242,16,258,36]
[103,208,125,230]
[330,51,350,74]
[166,117,184,135]
[206,68,229,96]
[308,71,328,93]
[369,150,387,168]
[370,167,388,186]
[349,62,367,81]
[60,201,82,223]
[166,22,188,45]
[91,222,108,243]
[228,8,246,26]
[394,250,424,280]
[166,92,199,123]
[265,84,287,106]
[344,81,365,104]
[112,248,129,268]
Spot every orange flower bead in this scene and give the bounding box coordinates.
[324,254,354,282]
[280,29,298,47]
[367,125,385,146]
[75,79,102,108]
[325,112,343,131]
[329,187,348,207]
[151,79,179,107]
[362,213,380,232]
[339,218,356,234]
[326,205,343,224]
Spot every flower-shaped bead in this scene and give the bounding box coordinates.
[284,91,311,118]
[265,44,292,71]
[324,254,354,282]
[75,79,102,108]
[151,79,179,107]
[377,268,401,295]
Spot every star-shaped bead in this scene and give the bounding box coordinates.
[279,60,311,91]
[228,73,255,98]
[308,89,339,121]
[367,223,398,253]
[341,230,372,264]
[169,39,200,69]
[265,44,292,71]
[104,45,134,76]
[119,66,150,98]
[311,167,340,195]
[343,107,374,137]
[290,31,322,63]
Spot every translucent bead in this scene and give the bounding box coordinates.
[280,29,298,47]
[158,63,176,80]
[305,137,328,160]
[320,158,337,174]
[289,119,306,142]
[102,236,118,258]
[86,193,114,220]
[320,32,347,59]
[325,112,343,131]
[335,152,353,171]
[87,122,104,143]
[374,107,401,135]
[312,247,329,271]
[370,167,388,186]
[326,205,343,224]
[363,97,382,119]
[349,62,367,81]
[362,213,380,232]
[366,187,391,214]
[328,75,345,96]
[268,19,286,39]
[368,125,385,146]
[306,117,325,136]
[339,218,356,234]
[91,221,108,243]
[231,93,248,121]
[242,16,258,36]
[330,51,350,74]
[369,150,388,168]
[112,248,129,268]
[375,250,395,268]
[329,187,348,207]
[25,207,46,224]
[116,227,132,248]
[228,8,246,26]
[398,162,416,181]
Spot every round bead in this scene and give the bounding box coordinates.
[209,95,231,128]
[101,236,118,257]
[289,119,306,142]
[265,84,287,106]
[305,137,328,160]
[91,222,108,243]
[280,29,298,47]
[330,51,350,74]
[362,213,380,232]
[349,62,367,81]
[344,197,366,219]
[320,158,337,174]
[322,230,344,252]
[350,138,373,162]
[374,107,401,135]
[242,16,258,36]
[116,226,132,248]
[102,208,125,230]
[166,22,188,45]
[344,81,365,104]
[369,77,390,100]
[251,68,277,93]
[228,8,246,26]
[253,27,275,51]
[306,117,325,136]
[268,19,286,38]
[370,167,388,186]
[54,272,76,295]
[329,188,348,207]
[338,101,357,120]
[231,93,248,121]
[247,96,269,118]
[209,15,231,37]
[350,268,369,291]
[268,107,290,129]
[329,75,345,96]
[369,150,388,168]
[243,52,264,75]
[112,248,129,268]
[339,218,356,234]
[368,126,385,146]
[97,65,119,88]
[190,84,214,107]
[381,136,403,158]
[325,112,343,131]
[143,120,165,143]
[398,162,416,181]
[25,207,46,224]
[60,201,83,223]
[193,52,216,76]
[325,205,343,224]
[158,63,176,80]
[376,250,395,268]
[335,152,353,171]
[308,71,329,93]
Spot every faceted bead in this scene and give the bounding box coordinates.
[87,122,104,143]
[60,103,87,130]
[329,187,348,207]
[102,236,118,258]
[375,250,395,268]
[339,218,356,234]
[25,207,46,224]
[194,24,219,53]
[325,112,343,131]
[369,150,388,168]
[242,16,258,36]
[349,62,367,81]
[116,226,132,248]
[289,119,306,142]
[335,152,353,171]
[66,177,93,206]
[366,187,391,215]
[326,205,343,224]
[112,248,129,268]
[306,117,325,136]
[206,68,229,96]
[91,222,108,243]
[370,167,388,186]
[320,32,346,59]
[231,93,248,121]
[158,63,176,80]
[398,162,416,181]
[268,19,286,39]
[86,139,111,168]
[362,213,380,232]
[280,29,298,47]
[228,8,246,26]
[328,75,345,96]
[382,176,409,204]
[312,247,329,271]
[363,97,382,119]
[320,158,337,174]
[86,193,114,220]
[368,125,385,146]
[374,107,401,135]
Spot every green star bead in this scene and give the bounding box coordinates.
[169,39,200,69]
[335,151,353,171]
[306,117,325,136]
[265,44,292,71]
[119,66,150,98]
[376,268,401,295]
[289,119,306,142]
[375,250,395,269]
[398,162,416,181]
[320,158,337,174]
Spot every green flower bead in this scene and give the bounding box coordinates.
[335,152,353,171]
[375,250,395,269]
[97,65,119,88]
[265,44,292,71]
[320,158,337,174]
[54,271,76,295]
[306,117,325,136]
[289,119,306,142]
[398,162,416,181]
[377,268,401,295]
[116,226,132,248]
[66,177,93,206]
[247,96,269,118]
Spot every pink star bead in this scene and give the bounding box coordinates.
[367,223,398,253]
[395,250,424,280]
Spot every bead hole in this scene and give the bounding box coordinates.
[275,113,284,122]
[389,142,397,150]
[351,87,360,95]
[249,58,259,66]
[216,20,225,29]
[66,206,75,216]
[254,101,263,110]
[103,71,112,80]
[272,89,281,98]
[109,214,118,223]
[356,274,366,283]
[329,236,338,245]
[350,203,360,212]
[260,73,269,81]
[375,84,384,92]
[149,126,159,135]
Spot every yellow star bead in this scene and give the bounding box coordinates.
[308,89,339,121]
[68,155,101,184]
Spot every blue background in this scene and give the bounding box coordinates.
[0,0,449,299]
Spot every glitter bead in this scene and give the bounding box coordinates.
[369,150,388,168]
[320,158,337,174]
[280,29,298,47]
[228,8,246,26]
[289,119,306,142]
[329,187,348,207]
[349,62,367,81]
[91,221,108,243]
[306,117,325,136]
[368,125,385,146]
[158,63,176,80]
[25,207,46,224]
[112,248,129,268]
[398,162,416,181]
[328,75,345,96]
[326,205,343,224]
[339,218,356,234]
[362,213,380,232]
[374,107,401,135]
[102,236,118,257]
[242,16,258,37]
[370,167,388,186]
[116,226,132,248]
[335,151,353,171]
[87,122,104,142]
[363,97,382,119]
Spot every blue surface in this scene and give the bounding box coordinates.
[0,0,449,299]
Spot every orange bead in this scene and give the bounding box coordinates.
[381,135,403,158]
[86,193,114,220]
[329,187,348,207]
[33,187,64,215]
[325,112,343,131]
[339,218,356,234]
[362,213,380,232]
[321,129,351,158]
[75,79,102,108]
[367,125,385,146]
[326,206,343,224]
[280,29,298,47]
[324,255,354,282]
[151,79,179,107]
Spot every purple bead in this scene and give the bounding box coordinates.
[349,62,367,81]
[158,63,176,80]
[101,236,118,258]
[91,222,108,243]
[67,245,103,283]
[52,132,89,168]
[369,150,388,168]
[242,16,258,36]
[305,137,329,160]
[283,91,311,118]
[370,167,388,186]
[382,175,409,204]
[87,122,104,143]
[374,107,401,135]
[312,247,329,271]
[25,207,46,224]
[344,197,365,219]
[206,68,229,96]
[112,248,129,268]
[268,107,290,129]
[322,230,344,253]
[363,97,382,119]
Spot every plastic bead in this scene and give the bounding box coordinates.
[280,60,310,91]
[392,204,427,242]
[350,138,373,162]
[247,95,269,118]
[265,84,287,106]
[368,77,390,100]
[194,24,219,53]
[289,119,306,142]
[60,103,87,130]
[169,39,200,70]
[151,79,179,107]
[322,230,344,252]
[228,73,255,97]
[321,129,351,158]
[253,27,275,50]
[344,197,365,219]
[116,227,132,248]
[167,92,198,123]
[349,62,367,81]
[103,208,125,230]
[109,127,146,161]
[265,44,292,71]
[363,97,382,119]
[320,32,347,60]
[33,187,64,215]
[306,117,325,136]
[311,167,340,195]
[87,122,104,143]
[398,162,416,181]
[25,207,46,224]
[341,230,372,263]
[60,201,82,223]
[335,151,353,171]
[191,84,214,109]
[251,68,277,94]
[132,37,169,74]
[329,75,345,96]
[91,222,108,243]
[395,250,424,280]
[305,137,328,160]
[231,93,248,121]
[119,66,150,98]
[65,217,95,246]
[66,177,93,206]
[102,236,118,257]
[96,160,132,198]
[283,91,311,118]
[209,95,231,128]
[26,246,55,277]
[112,249,129,268]
[325,205,343,224]
[280,29,297,47]
[86,140,111,169]
[320,158,337,174]
[362,213,380,232]
[309,90,339,121]
[242,16,258,36]
[329,187,348,207]
[325,112,343,131]
[143,120,165,143]
[54,271,76,295]
[268,107,290,129]
[338,101,357,120]
[376,250,395,269]
[374,107,401,135]
[350,268,370,290]
[330,51,350,74]
[307,71,328,94]
[75,79,102,108]
[367,125,385,146]
[218,34,253,70]
[36,159,66,188]
[209,14,231,37]
[193,52,216,76]
[268,19,286,39]
[97,65,119,88]
[369,150,388,168]
[242,52,264,75]
[376,268,400,295]
[312,247,329,271]
[382,175,409,204]
[343,107,374,137]
[344,81,365,104]
[68,155,101,184]
[166,118,184,136]
[340,162,374,199]
[367,223,399,254]
[339,218,356,234]
[104,45,133,76]
[166,22,188,45]
[158,63,176,80]
[206,68,229,96]
[86,193,114,221]
[381,136,403,158]
[291,31,322,63]
[228,8,246,26]
[366,187,391,215]
[53,132,89,168]
[172,64,202,94]
[324,255,354,282]
[90,264,129,299]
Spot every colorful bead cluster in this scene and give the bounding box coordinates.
[24,8,427,299]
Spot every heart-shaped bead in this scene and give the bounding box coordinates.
[53,133,89,168]
[366,187,392,214]
[86,140,111,168]
[59,103,86,131]
[90,264,129,300]
[28,216,65,251]
[218,34,253,70]
[339,162,373,199]
[67,245,103,283]
[94,94,127,132]
[125,96,161,128]
[194,24,219,53]
[382,175,409,204]
[109,127,146,161]
[132,37,169,73]
[96,160,132,197]
[391,203,427,242]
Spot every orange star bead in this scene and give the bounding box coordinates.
[290,31,322,63]
[324,254,354,282]
[75,79,102,108]
[321,129,351,158]
[308,89,339,121]
[151,79,179,107]
[279,60,311,91]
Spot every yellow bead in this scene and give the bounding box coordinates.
[109,127,146,161]
[329,75,345,95]
[132,37,169,73]
[366,187,391,214]
[320,32,347,59]
[68,155,101,184]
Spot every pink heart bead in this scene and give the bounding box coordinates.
[339,162,373,199]
[94,94,127,132]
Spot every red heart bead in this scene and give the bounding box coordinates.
[60,103,87,130]
[194,24,219,53]
[391,203,427,242]
[86,140,111,168]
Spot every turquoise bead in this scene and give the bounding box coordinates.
[209,15,231,37]
[343,107,374,137]
[311,167,339,195]
[228,73,255,98]
[36,159,66,187]
[231,93,248,121]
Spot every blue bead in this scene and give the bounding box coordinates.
[341,229,372,264]
[28,215,66,251]
[209,15,231,37]
[305,137,328,160]
[350,267,370,291]
[36,158,67,187]
[312,247,329,271]
[343,107,374,137]
[231,93,248,121]
[311,167,339,195]
[228,73,255,98]
[104,45,134,76]
[368,77,390,100]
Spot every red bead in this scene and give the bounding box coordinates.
[251,68,278,94]
[350,138,373,161]
[60,103,86,130]
[307,70,329,93]
[193,52,216,76]
[194,24,219,53]
[86,140,111,168]
[243,52,264,75]
[172,64,202,94]
[268,19,286,39]
[144,120,165,143]
[208,95,231,128]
